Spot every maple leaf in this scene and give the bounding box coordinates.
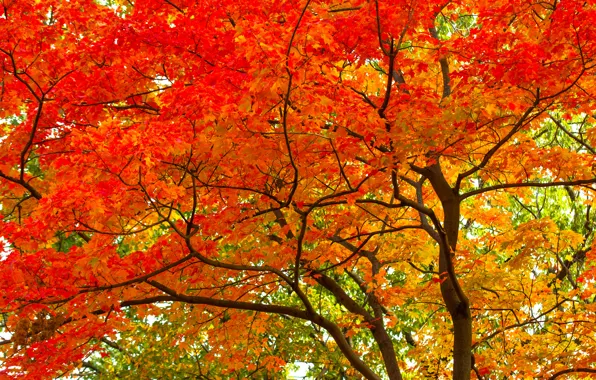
[2,0,596,379]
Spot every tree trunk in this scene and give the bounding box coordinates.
[427,164,472,380]
[371,320,404,380]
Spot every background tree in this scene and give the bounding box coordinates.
[2,0,596,379]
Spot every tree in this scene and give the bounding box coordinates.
[1,0,596,378]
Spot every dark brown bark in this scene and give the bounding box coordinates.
[370,320,403,380]
[144,281,382,380]
[313,263,403,379]
[425,163,472,380]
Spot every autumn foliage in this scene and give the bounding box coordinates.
[2,0,596,378]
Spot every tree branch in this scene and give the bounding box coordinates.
[461,178,596,200]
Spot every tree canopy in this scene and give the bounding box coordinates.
[2,0,596,379]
